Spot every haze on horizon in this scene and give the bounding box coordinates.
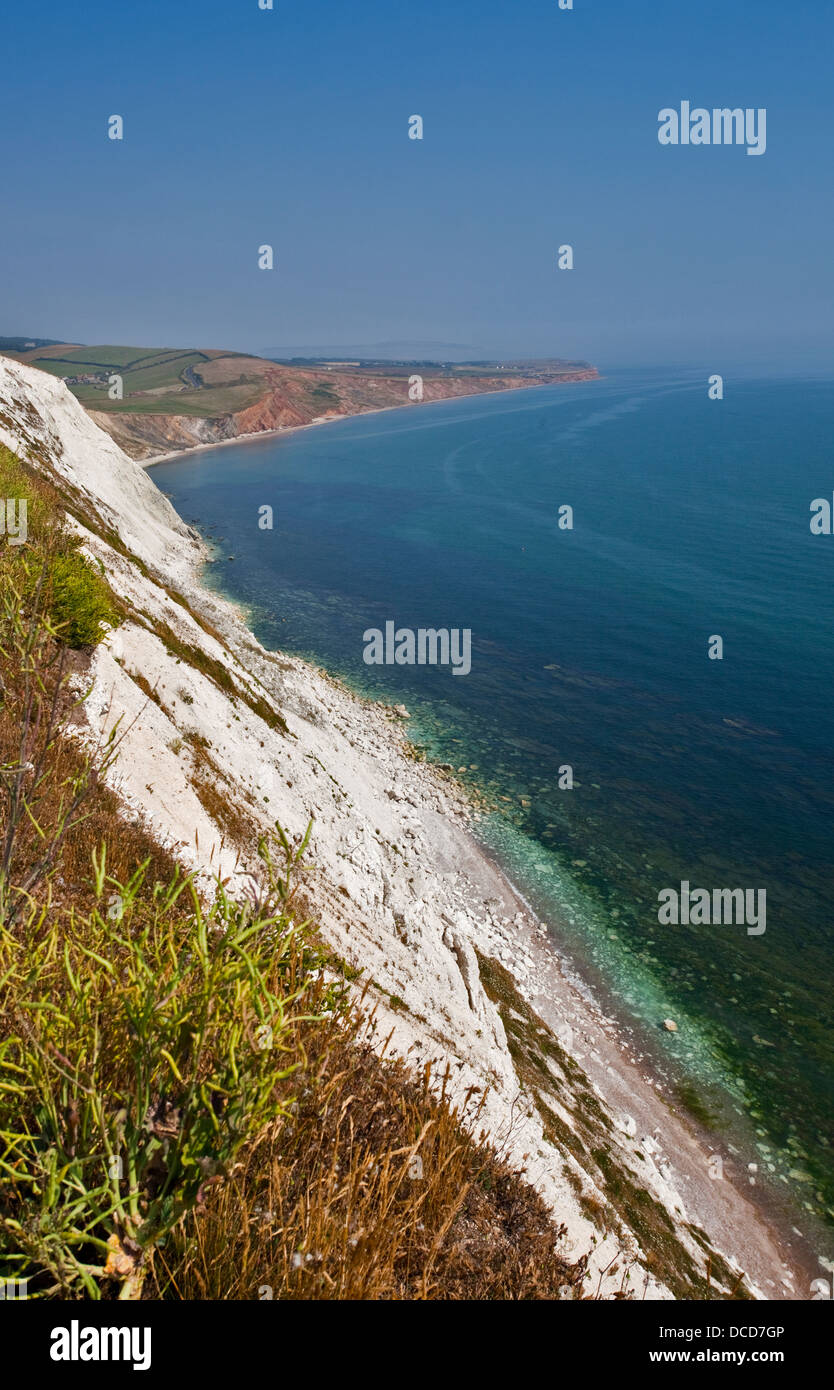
[4,0,833,371]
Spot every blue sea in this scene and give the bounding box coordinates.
[152,367,834,1236]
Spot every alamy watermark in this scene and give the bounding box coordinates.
[0,1276,28,1299]
[657,881,766,936]
[810,495,834,534]
[1,498,27,546]
[658,103,767,156]
[50,1322,151,1370]
[363,622,472,676]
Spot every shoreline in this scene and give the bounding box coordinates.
[141,383,823,1300]
[139,375,603,468]
[182,560,821,1299]
[467,821,824,1292]
[462,823,820,1300]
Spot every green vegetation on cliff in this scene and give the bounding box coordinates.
[0,445,586,1301]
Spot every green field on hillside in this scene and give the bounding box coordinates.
[7,344,266,417]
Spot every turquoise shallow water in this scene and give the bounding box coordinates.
[152,367,834,1233]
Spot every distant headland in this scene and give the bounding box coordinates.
[0,337,599,461]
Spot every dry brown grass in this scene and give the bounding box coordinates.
[191,765,256,853]
[0,622,180,920]
[155,1000,586,1301]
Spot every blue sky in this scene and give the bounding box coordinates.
[3,0,833,367]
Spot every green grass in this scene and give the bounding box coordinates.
[35,347,195,370]
[0,446,121,649]
[42,549,120,648]
[81,385,264,416]
[0,835,330,1299]
[18,345,265,417]
[103,354,207,393]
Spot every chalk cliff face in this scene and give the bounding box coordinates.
[88,360,600,460]
[0,358,799,1302]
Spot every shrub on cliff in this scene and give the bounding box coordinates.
[0,444,120,648]
[0,832,332,1300]
[40,546,119,648]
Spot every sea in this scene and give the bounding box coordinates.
[151,365,834,1241]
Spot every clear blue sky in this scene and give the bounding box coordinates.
[3,0,832,367]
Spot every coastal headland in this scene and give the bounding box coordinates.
[1,340,599,461]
